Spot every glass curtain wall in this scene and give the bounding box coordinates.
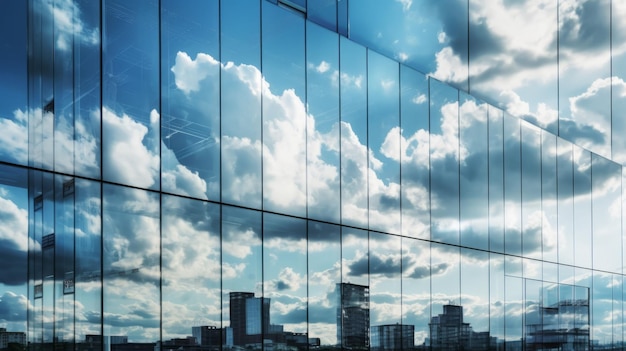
[7,1,626,351]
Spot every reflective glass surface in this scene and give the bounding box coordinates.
[12,1,626,350]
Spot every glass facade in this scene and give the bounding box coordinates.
[1,0,626,350]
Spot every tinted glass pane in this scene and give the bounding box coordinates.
[367,51,400,234]
[162,195,220,341]
[307,0,336,32]
[308,221,340,347]
[103,185,160,343]
[429,79,459,245]
[520,122,542,259]
[340,37,368,228]
[573,144,592,268]
[591,155,621,272]
[103,0,160,190]
[162,0,220,200]
[74,179,102,344]
[503,114,521,255]
[488,106,504,253]
[0,165,28,338]
[460,249,490,345]
[340,228,369,349]
[221,206,262,347]
[459,93,488,250]
[541,131,558,263]
[401,237,430,347]
[220,1,262,208]
[262,3,306,216]
[263,214,307,337]
[0,0,27,165]
[400,66,430,240]
[429,243,460,349]
[306,22,340,223]
[557,138,574,265]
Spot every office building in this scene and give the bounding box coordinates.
[370,324,414,351]
[337,283,370,349]
[0,0,626,350]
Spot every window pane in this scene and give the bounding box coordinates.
[340,37,368,228]
[308,221,340,347]
[162,0,220,200]
[263,214,307,342]
[103,185,160,343]
[262,3,306,216]
[103,0,160,190]
[221,206,262,347]
[459,93,488,250]
[306,22,340,223]
[429,79,459,245]
[400,66,430,240]
[162,195,220,343]
[0,0,27,165]
[367,51,400,234]
[220,1,262,208]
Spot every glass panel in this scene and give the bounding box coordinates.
[220,1,262,208]
[74,0,102,179]
[558,0,611,159]
[367,51,400,234]
[54,175,75,347]
[262,3,306,216]
[504,275,523,348]
[488,106,504,253]
[221,206,262,348]
[490,253,505,350]
[368,232,401,350]
[429,79,459,245]
[161,0,220,200]
[429,242,460,349]
[541,131,558,263]
[503,113,521,256]
[306,22,340,223]
[53,3,76,176]
[459,93,488,250]
[557,138,575,266]
[0,165,28,342]
[401,237,430,347]
[161,195,220,343]
[28,0,54,171]
[103,185,160,343]
[460,249,490,348]
[573,146,592,268]
[0,0,27,165]
[592,271,613,348]
[307,221,340,347]
[340,37,368,228]
[263,213,307,342]
[400,66,430,240]
[340,228,369,350]
[74,179,101,345]
[591,155,621,272]
[307,0,336,32]
[102,0,160,189]
[520,122,542,259]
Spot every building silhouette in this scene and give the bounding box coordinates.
[427,304,494,351]
[337,283,370,349]
[370,324,414,351]
[228,292,270,347]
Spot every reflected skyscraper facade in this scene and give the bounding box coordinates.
[2,0,626,350]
